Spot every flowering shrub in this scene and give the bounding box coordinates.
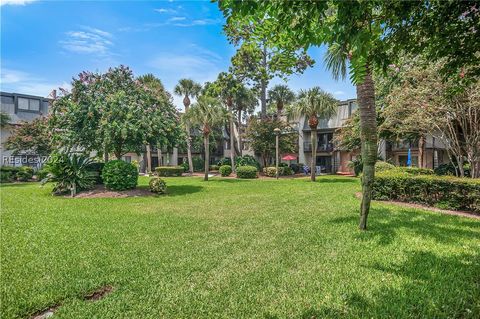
[149,177,167,194]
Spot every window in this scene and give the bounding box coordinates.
[123,156,132,163]
[398,155,418,167]
[17,97,41,112]
[349,102,358,116]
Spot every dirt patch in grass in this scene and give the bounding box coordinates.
[66,185,156,199]
[84,285,114,301]
[355,192,480,219]
[30,305,60,319]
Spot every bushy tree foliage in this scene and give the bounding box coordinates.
[49,66,182,159]
[5,117,53,156]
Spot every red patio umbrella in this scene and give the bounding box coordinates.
[282,154,297,161]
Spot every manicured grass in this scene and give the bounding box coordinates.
[1,176,479,318]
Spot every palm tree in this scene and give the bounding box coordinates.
[183,96,229,181]
[325,44,377,230]
[234,85,258,154]
[174,79,202,174]
[268,84,296,117]
[290,87,338,182]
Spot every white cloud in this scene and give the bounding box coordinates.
[1,0,37,6]
[169,16,186,22]
[60,26,113,55]
[0,68,70,97]
[173,18,221,27]
[334,90,345,96]
[154,8,177,14]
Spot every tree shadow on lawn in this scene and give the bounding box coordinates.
[330,206,480,246]
[291,250,480,318]
[315,177,358,184]
[165,185,204,196]
[0,182,36,188]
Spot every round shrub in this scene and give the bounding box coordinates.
[102,160,138,190]
[149,177,167,194]
[217,157,232,167]
[263,167,277,177]
[209,165,220,171]
[236,165,257,179]
[375,161,395,173]
[235,155,260,170]
[0,171,13,183]
[219,165,232,177]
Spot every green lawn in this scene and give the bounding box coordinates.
[1,176,479,318]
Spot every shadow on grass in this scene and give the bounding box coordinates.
[264,250,479,318]
[166,185,203,196]
[0,182,36,188]
[331,206,479,246]
[316,177,358,184]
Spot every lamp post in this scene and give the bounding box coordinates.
[274,128,281,180]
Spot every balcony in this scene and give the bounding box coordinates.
[391,140,419,151]
[303,142,334,152]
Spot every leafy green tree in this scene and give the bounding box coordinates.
[50,66,182,160]
[0,112,10,128]
[268,84,295,117]
[225,21,313,118]
[183,96,229,181]
[245,116,297,168]
[233,84,258,154]
[217,0,479,229]
[174,79,202,173]
[289,87,338,181]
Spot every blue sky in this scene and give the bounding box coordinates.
[1,0,356,110]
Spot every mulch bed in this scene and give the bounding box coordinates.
[355,192,480,220]
[66,185,155,199]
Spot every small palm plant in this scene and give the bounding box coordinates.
[174,79,202,174]
[290,87,338,181]
[183,96,229,181]
[42,152,96,197]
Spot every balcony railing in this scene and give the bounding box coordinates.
[303,142,334,152]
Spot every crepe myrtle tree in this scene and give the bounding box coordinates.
[217,0,479,230]
[50,66,182,160]
[183,96,229,181]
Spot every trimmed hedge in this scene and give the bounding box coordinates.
[16,166,34,181]
[373,171,480,212]
[375,161,395,173]
[155,166,183,177]
[236,165,257,179]
[219,165,232,177]
[0,171,13,183]
[35,168,49,181]
[149,177,167,194]
[102,160,138,191]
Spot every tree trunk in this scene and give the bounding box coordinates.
[229,106,236,172]
[71,183,76,197]
[204,134,209,181]
[157,146,162,167]
[357,66,377,231]
[260,43,267,118]
[238,109,243,155]
[146,144,152,174]
[310,129,317,182]
[418,135,425,168]
[104,145,109,162]
[185,126,194,173]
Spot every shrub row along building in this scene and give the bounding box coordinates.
[0,91,449,174]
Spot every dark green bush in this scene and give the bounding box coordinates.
[87,162,105,184]
[209,165,220,171]
[348,158,363,176]
[290,163,301,174]
[102,160,138,191]
[217,157,232,167]
[236,165,258,179]
[149,177,167,194]
[179,162,189,172]
[16,166,34,181]
[219,165,232,177]
[235,155,261,170]
[0,171,13,183]
[434,162,471,177]
[155,166,183,177]
[373,171,480,212]
[35,168,49,181]
[0,166,20,174]
[192,156,204,172]
[392,167,434,175]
